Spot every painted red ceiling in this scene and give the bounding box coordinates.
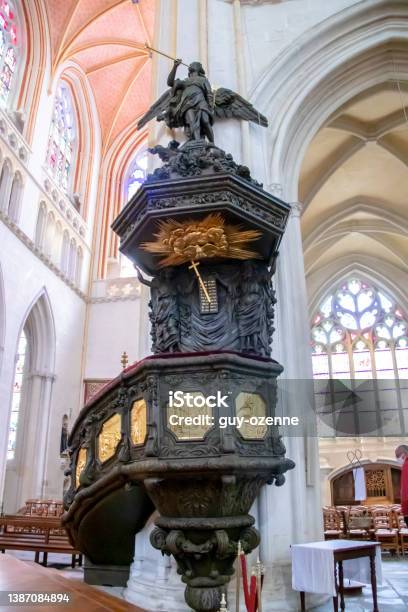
[44,0,154,152]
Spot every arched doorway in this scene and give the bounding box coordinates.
[331,462,402,506]
[3,291,56,512]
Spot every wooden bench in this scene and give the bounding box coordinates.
[0,515,82,567]
[18,499,64,518]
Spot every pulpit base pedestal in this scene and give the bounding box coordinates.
[84,558,130,587]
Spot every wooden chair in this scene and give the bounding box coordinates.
[335,506,349,536]
[323,509,343,539]
[346,508,372,540]
[372,508,400,555]
[394,511,408,556]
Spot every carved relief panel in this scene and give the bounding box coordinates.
[235,392,267,440]
[76,448,87,487]
[97,413,122,463]
[130,399,147,445]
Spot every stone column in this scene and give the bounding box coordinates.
[125,514,186,611]
[243,195,323,611]
[2,370,55,512]
[21,371,55,504]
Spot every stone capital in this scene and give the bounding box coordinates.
[289,202,303,218]
[267,182,283,198]
[28,370,56,382]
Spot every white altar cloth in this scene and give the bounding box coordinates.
[291,540,382,596]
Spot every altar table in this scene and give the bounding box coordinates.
[291,539,381,612]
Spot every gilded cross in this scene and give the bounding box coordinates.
[188,260,211,304]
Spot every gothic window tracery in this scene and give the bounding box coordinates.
[0,1,18,106]
[125,149,147,200]
[311,278,407,380]
[120,149,147,277]
[311,278,408,436]
[47,83,76,192]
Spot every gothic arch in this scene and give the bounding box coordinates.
[76,246,83,288]
[60,230,70,275]
[3,289,56,511]
[95,127,147,279]
[19,288,56,376]
[8,171,23,223]
[34,201,47,249]
[50,62,101,221]
[328,457,402,483]
[251,0,408,198]
[303,200,408,254]
[68,237,77,282]
[43,211,56,259]
[308,262,408,325]
[18,0,50,143]
[53,221,63,265]
[0,159,12,213]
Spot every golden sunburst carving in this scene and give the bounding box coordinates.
[141,213,261,266]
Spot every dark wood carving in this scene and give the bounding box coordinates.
[64,89,294,609]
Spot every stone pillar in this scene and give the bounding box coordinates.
[243,195,323,610]
[3,370,55,512]
[125,515,186,611]
[20,371,55,503]
[33,372,56,499]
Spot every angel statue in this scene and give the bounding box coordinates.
[137,58,268,143]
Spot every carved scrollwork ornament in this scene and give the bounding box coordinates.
[165,529,184,555]
[150,527,168,552]
[290,201,303,218]
[117,433,131,462]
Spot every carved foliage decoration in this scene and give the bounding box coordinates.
[147,191,287,231]
[97,413,122,463]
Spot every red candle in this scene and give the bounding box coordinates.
[249,572,257,612]
[240,550,250,611]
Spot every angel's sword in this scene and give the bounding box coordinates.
[144,43,189,68]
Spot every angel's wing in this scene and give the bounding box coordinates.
[137,89,173,129]
[213,88,268,127]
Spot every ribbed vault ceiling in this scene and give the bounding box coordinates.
[44,0,154,152]
[300,81,408,286]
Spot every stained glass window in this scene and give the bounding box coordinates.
[120,150,148,277]
[7,330,27,460]
[125,150,147,200]
[0,1,18,105]
[312,278,408,437]
[47,84,76,191]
